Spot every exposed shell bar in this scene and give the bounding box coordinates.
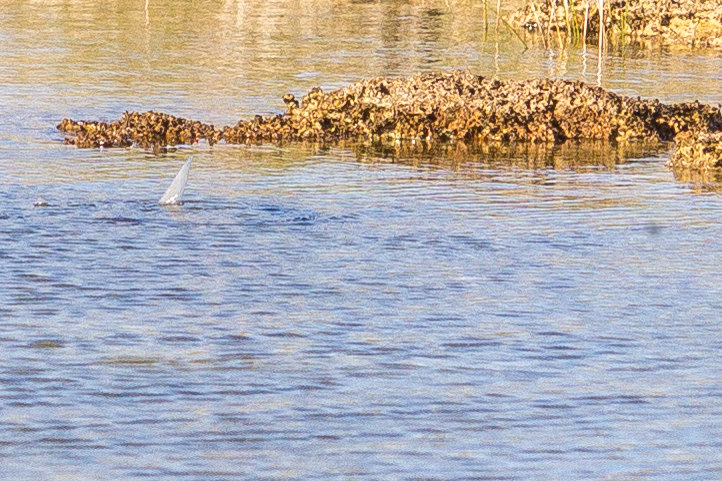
[57,71,722,170]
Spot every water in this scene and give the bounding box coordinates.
[2,1,722,480]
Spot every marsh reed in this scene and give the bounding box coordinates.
[508,0,610,47]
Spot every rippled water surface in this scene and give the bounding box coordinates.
[2,1,722,480]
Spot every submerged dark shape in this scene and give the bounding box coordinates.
[57,71,722,170]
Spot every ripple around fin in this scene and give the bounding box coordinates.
[159,156,193,205]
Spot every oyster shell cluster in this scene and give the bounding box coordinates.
[508,0,722,49]
[57,111,220,149]
[58,71,722,170]
[670,131,722,170]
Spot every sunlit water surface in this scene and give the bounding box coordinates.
[1,1,722,480]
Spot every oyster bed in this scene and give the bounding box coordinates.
[58,71,722,170]
[508,0,722,49]
[670,130,722,170]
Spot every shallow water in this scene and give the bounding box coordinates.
[2,1,722,480]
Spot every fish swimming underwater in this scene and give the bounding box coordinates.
[159,156,192,205]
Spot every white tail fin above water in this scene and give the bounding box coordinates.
[159,156,193,205]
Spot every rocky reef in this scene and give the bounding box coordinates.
[58,71,722,170]
[508,0,722,49]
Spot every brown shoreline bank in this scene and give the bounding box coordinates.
[57,71,722,171]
